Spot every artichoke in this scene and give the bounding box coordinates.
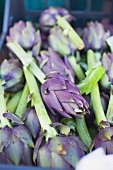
[0,80,34,165]
[22,107,41,139]
[0,125,34,165]
[33,136,88,169]
[39,7,73,33]
[41,73,89,118]
[90,127,113,154]
[82,21,110,50]
[6,21,41,56]
[37,48,75,82]
[0,59,24,92]
[48,26,77,56]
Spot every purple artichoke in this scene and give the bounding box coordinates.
[41,73,89,118]
[33,136,88,168]
[22,107,41,139]
[48,26,77,56]
[37,48,75,82]
[39,7,73,33]
[91,127,113,154]
[0,80,34,165]
[0,59,24,92]
[6,21,41,56]
[82,21,110,50]
[0,125,34,165]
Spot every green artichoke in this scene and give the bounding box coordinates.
[33,136,88,169]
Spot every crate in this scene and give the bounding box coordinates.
[0,0,113,169]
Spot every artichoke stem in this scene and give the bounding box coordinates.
[87,50,107,127]
[69,51,92,148]
[91,83,107,126]
[5,92,11,103]
[23,66,57,141]
[7,41,46,84]
[56,15,85,50]
[106,88,113,124]
[7,90,22,113]
[15,83,29,118]
[29,62,46,84]
[87,50,96,69]
[68,55,85,81]
[94,51,101,62]
[75,117,92,148]
[0,80,12,128]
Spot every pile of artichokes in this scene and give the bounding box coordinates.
[0,6,113,170]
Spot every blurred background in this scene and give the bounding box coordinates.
[0,0,112,32]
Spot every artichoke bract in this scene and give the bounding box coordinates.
[34,136,87,168]
[91,127,113,154]
[82,21,110,50]
[48,26,77,56]
[102,52,113,85]
[0,59,24,92]
[6,21,41,56]
[23,107,41,139]
[39,7,73,33]
[37,48,75,82]
[0,152,13,164]
[41,73,89,118]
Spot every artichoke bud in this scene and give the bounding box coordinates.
[0,59,24,92]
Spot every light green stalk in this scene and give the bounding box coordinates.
[5,92,11,103]
[106,86,113,124]
[68,55,85,81]
[15,83,30,118]
[57,15,85,50]
[0,80,12,128]
[75,117,92,148]
[7,90,22,113]
[87,50,107,127]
